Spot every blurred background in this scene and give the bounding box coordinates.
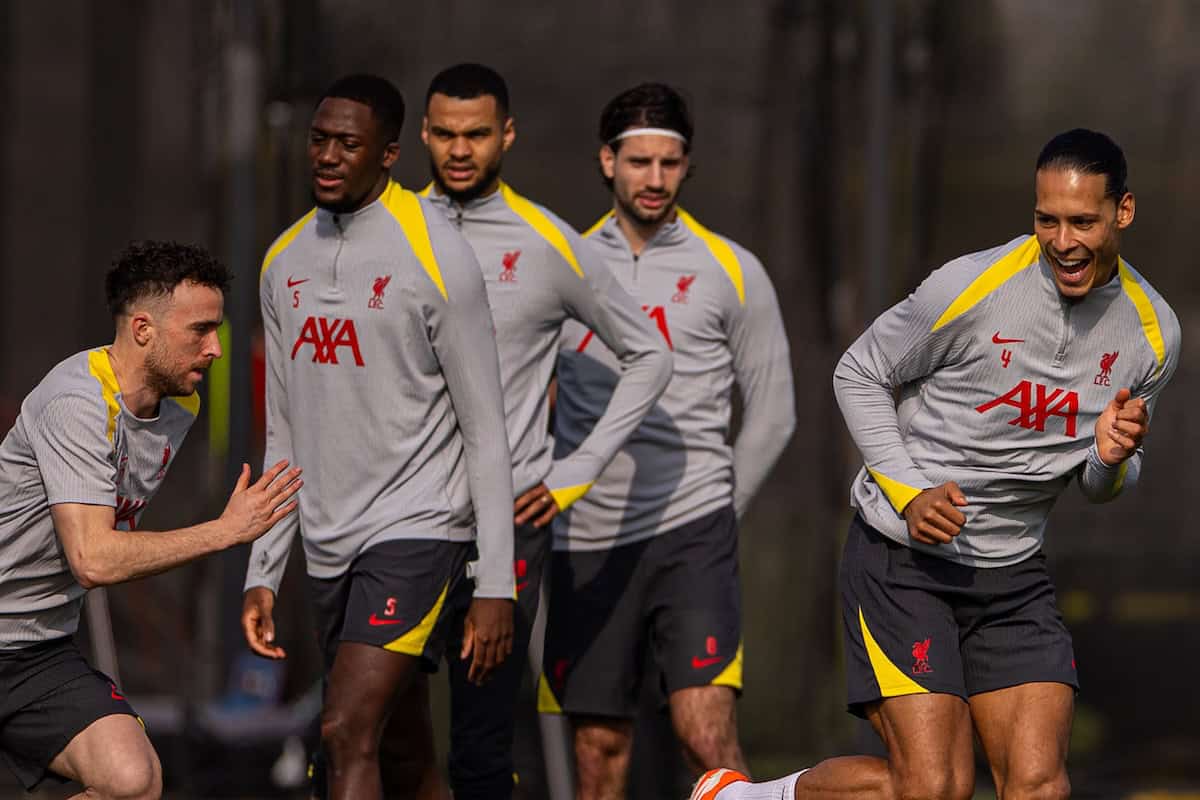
[1,0,1197,797]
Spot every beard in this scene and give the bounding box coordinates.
[431,155,503,206]
[144,344,195,399]
[614,186,679,227]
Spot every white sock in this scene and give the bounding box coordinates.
[716,769,809,800]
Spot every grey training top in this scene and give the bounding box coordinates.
[244,180,515,598]
[552,210,796,551]
[834,235,1181,567]
[0,348,198,648]
[422,183,671,508]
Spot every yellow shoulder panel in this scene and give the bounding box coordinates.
[380,181,448,301]
[384,581,449,656]
[261,208,317,278]
[866,467,921,514]
[931,236,1040,332]
[858,607,928,697]
[87,349,121,443]
[500,183,584,279]
[582,212,613,239]
[677,208,745,306]
[1118,261,1166,374]
[418,182,433,198]
[169,392,201,417]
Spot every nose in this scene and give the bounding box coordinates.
[449,136,471,160]
[646,161,665,189]
[1053,225,1075,254]
[315,139,339,165]
[206,330,223,360]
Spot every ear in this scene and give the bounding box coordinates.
[128,310,155,347]
[420,115,430,147]
[502,116,516,153]
[599,145,616,180]
[381,140,400,170]
[1116,191,1135,229]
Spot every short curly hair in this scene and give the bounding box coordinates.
[105,240,231,318]
[598,83,694,155]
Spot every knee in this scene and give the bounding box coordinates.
[574,722,632,770]
[891,763,974,800]
[1003,766,1071,800]
[321,708,377,760]
[95,750,162,800]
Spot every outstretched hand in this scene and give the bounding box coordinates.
[1094,387,1148,466]
[903,482,968,545]
[220,460,302,546]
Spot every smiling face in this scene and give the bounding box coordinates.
[600,133,689,228]
[1034,167,1135,299]
[422,92,513,204]
[308,97,399,213]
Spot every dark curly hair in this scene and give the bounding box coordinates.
[425,63,510,117]
[105,240,231,318]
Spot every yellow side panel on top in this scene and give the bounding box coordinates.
[931,235,1041,332]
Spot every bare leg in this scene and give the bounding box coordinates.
[49,714,162,800]
[970,682,1073,800]
[573,716,634,800]
[378,673,450,800]
[669,685,749,775]
[321,641,421,800]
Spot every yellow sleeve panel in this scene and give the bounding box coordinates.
[858,607,928,698]
[711,641,744,690]
[384,580,449,657]
[261,208,317,278]
[418,182,433,198]
[931,235,1041,332]
[380,181,448,301]
[87,349,121,443]
[536,673,564,714]
[549,482,594,511]
[1118,261,1166,375]
[866,467,922,514]
[676,208,745,306]
[500,183,584,279]
[1112,460,1130,495]
[582,212,613,239]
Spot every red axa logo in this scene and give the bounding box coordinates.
[291,316,365,366]
[368,275,391,310]
[154,444,171,481]
[672,274,697,303]
[115,495,147,529]
[500,250,520,283]
[974,379,1079,437]
[1094,351,1118,386]
[912,638,932,674]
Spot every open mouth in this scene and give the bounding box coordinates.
[1048,251,1091,286]
[314,173,344,191]
[444,164,476,182]
[637,194,669,211]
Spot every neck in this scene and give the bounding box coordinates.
[348,173,392,213]
[437,176,502,208]
[106,339,161,418]
[612,203,676,256]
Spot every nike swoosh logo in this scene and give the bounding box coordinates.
[515,580,529,593]
[110,685,125,701]
[691,655,722,669]
[992,332,1025,344]
[368,614,404,626]
[287,276,310,288]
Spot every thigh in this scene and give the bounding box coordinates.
[867,693,975,793]
[337,539,473,671]
[841,515,967,717]
[650,507,743,695]
[959,551,1078,697]
[969,682,1073,797]
[0,639,139,791]
[47,713,158,791]
[539,542,649,719]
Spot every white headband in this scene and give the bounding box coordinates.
[609,127,688,144]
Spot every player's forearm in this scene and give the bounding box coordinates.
[833,349,932,511]
[732,387,795,516]
[1078,444,1141,503]
[71,518,237,589]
